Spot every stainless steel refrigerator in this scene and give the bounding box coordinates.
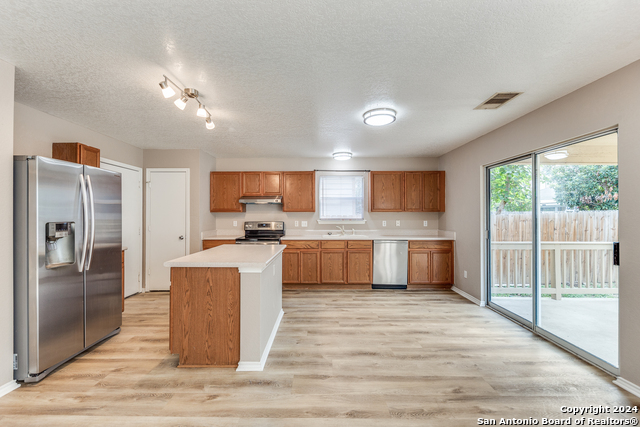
[14,156,122,382]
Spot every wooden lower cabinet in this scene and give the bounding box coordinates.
[320,250,346,284]
[431,251,453,284]
[409,251,431,284]
[300,251,320,283]
[283,241,372,288]
[282,251,301,283]
[347,250,372,284]
[203,240,236,250]
[408,240,454,288]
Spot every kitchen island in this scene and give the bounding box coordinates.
[164,244,285,371]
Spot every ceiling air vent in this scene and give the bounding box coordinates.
[474,92,522,110]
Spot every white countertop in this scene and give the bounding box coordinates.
[281,233,455,241]
[164,244,286,273]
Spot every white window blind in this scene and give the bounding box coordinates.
[319,174,364,220]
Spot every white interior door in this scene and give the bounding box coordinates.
[146,168,189,291]
[101,159,143,297]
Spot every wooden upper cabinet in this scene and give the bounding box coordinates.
[283,171,315,212]
[404,172,423,212]
[423,171,445,212]
[262,172,283,195]
[241,171,283,196]
[370,171,404,212]
[210,172,245,212]
[52,142,100,167]
[242,172,262,196]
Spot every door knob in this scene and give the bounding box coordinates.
[179,235,184,240]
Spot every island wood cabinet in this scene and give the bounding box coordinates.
[52,142,100,167]
[408,240,454,288]
[210,172,245,212]
[203,240,237,250]
[283,171,315,212]
[370,171,445,212]
[242,172,283,196]
[283,240,372,287]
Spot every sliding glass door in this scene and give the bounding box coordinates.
[486,130,619,373]
[487,156,534,327]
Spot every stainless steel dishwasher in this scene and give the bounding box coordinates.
[372,240,409,289]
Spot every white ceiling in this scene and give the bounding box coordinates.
[1,1,640,158]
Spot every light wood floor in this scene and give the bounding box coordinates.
[0,290,638,426]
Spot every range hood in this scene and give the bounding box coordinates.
[239,195,283,205]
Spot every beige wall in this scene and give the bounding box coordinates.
[438,59,640,387]
[0,59,16,388]
[13,103,143,167]
[199,151,217,233]
[214,157,441,234]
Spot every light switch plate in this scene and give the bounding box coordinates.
[464,270,468,279]
[233,221,237,227]
[295,221,299,227]
[301,221,307,227]
[382,221,387,227]
[423,221,428,227]
[396,220,400,227]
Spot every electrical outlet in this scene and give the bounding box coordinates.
[382,220,387,227]
[464,270,468,279]
[301,221,307,227]
[233,221,237,227]
[295,221,299,227]
[423,221,428,227]
[396,220,400,227]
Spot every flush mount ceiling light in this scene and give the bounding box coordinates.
[158,75,215,130]
[332,151,352,161]
[544,150,569,160]
[363,108,396,126]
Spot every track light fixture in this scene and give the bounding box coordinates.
[158,75,215,130]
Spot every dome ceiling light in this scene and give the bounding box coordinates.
[544,150,569,160]
[332,151,352,161]
[363,108,396,126]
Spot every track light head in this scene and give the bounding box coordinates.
[159,79,175,98]
[205,117,215,130]
[174,94,188,110]
[197,103,207,118]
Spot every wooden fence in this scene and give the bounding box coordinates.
[490,211,618,298]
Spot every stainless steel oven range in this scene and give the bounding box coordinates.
[235,221,285,245]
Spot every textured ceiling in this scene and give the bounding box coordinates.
[1,1,640,158]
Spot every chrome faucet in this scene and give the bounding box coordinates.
[336,226,346,235]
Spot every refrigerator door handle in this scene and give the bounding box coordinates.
[85,175,96,270]
[78,174,89,272]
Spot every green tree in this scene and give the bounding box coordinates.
[542,165,618,211]
[490,165,532,213]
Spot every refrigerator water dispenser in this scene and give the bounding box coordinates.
[45,222,75,268]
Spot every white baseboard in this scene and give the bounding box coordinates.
[0,380,19,399]
[451,286,486,307]
[236,309,284,372]
[614,377,640,399]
